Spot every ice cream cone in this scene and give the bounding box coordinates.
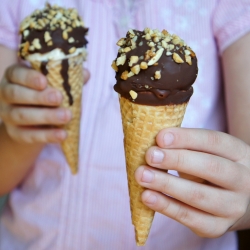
[29,54,84,174]
[113,27,198,245]
[18,3,88,174]
[119,96,188,246]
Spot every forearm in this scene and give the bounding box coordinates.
[223,32,250,144]
[0,124,43,195]
[0,45,43,195]
[222,32,250,230]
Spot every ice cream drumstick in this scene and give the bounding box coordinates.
[112,28,198,245]
[18,3,88,174]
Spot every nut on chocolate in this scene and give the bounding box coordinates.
[19,2,88,59]
[113,28,198,106]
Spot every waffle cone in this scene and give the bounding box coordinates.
[119,96,188,246]
[29,54,84,174]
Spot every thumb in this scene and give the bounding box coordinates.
[83,68,90,84]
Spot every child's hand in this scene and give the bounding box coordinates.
[0,64,89,144]
[135,128,250,237]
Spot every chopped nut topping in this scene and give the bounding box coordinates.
[111,60,118,72]
[23,41,30,53]
[189,49,196,57]
[116,54,126,66]
[131,65,140,75]
[162,29,169,36]
[166,51,172,56]
[185,55,192,65]
[145,85,149,88]
[140,62,148,69]
[148,42,155,47]
[131,40,136,49]
[145,33,151,40]
[47,40,53,46]
[172,38,181,45]
[128,71,135,77]
[153,37,159,43]
[148,48,164,66]
[32,38,41,49]
[164,36,171,42]
[161,40,168,49]
[139,41,143,46]
[68,37,75,43]
[129,90,138,100]
[151,77,154,80]
[184,49,191,55]
[121,71,128,80]
[128,29,135,38]
[44,31,52,42]
[139,56,144,60]
[69,47,76,54]
[124,47,131,53]
[155,70,161,79]
[129,56,139,67]
[29,45,35,51]
[63,30,68,40]
[116,38,125,46]
[173,53,184,63]
[132,36,138,42]
[168,44,175,51]
[23,30,29,38]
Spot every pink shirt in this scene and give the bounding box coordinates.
[1,0,250,249]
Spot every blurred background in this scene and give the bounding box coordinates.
[1,195,250,249]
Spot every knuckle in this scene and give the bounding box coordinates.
[5,65,15,81]
[6,86,18,102]
[10,108,25,123]
[175,151,185,169]
[174,206,189,223]
[206,131,222,147]
[232,202,247,219]
[162,176,172,194]
[205,158,223,176]
[189,187,205,203]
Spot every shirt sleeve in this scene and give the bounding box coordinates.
[0,1,21,51]
[212,0,250,54]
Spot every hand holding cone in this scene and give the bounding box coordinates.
[18,3,88,174]
[113,28,198,245]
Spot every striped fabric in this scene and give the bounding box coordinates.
[0,0,249,249]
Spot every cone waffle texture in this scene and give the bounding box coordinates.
[29,53,84,174]
[119,96,188,246]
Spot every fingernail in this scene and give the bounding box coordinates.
[34,77,46,89]
[34,78,43,89]
[141,169,154,183]
[57,109,70,121]
[55,130,67,141]
[145,194,157,205]
[151,149,164,163]
[163,132,174,146]
[48,92,60,104]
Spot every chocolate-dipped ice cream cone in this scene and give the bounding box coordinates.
[19,3,88,174]
[112,28,198,245]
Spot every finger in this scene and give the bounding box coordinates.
[83,68,90,84]
[156,128,248,163]
[1,83,62,106]
[145,146,247,189]
[141,189,228,238]
[7,125,67,144]
[135,166,241,217]
[3,106,72,126]
[5,64,47,90]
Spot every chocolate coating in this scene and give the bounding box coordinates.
[19,3,88,59]
[113,30,198,106]
[19,3,88,106]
